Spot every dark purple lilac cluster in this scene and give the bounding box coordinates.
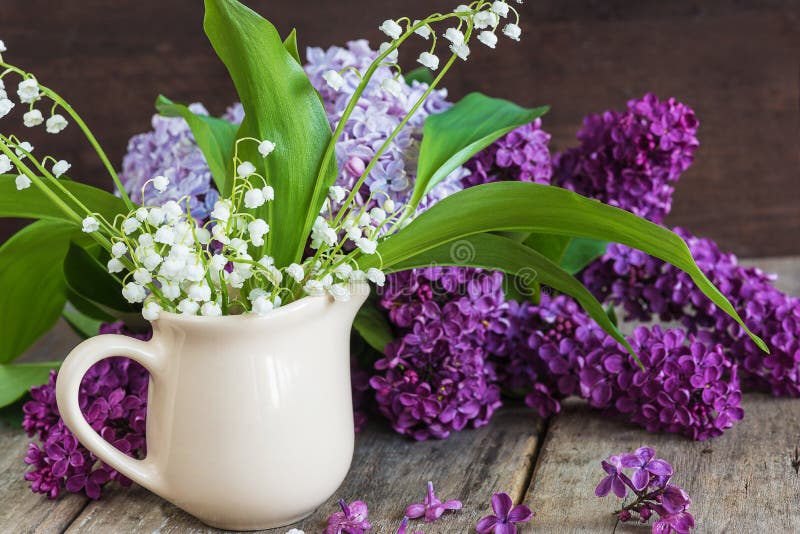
[595,447,694,533]
[368,267,506,440]
[581,326,744,441]
[553,93,699,224]
[494,294,743,440]
[460,118,553,187]
[22,322,150,499]
[581,228,800,397]
[493,295,606,419]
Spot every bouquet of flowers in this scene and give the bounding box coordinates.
[0,0,780,505]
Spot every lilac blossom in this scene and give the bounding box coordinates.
[369,267,506,440]
[619,447,674,491]
[492,292,745,440]
[552,93,699,224]
[475,492,534,534]
[22,322,150,499]
[119,103,220,219]
[304,40,465,211]
[461,119,552,187]
[404,481,462,522]
[595,448,694,533]
[581,228,800,398]
[324,499,372,534]
[594,457,632,498]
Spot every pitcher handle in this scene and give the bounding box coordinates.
[55,334,166,495]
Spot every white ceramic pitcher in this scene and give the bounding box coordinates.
[55,282,369,531]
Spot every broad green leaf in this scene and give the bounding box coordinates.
[524,233,570,263]
[353,301,393,354]
[362,182,767,353]
[62,302,103,339]
[0,221,74,363]
[204,0,335,266]
[0,361,60,408]
[387,232,638,362]
[0,175,128,223]
[410,93,548,207]
[560,238,608,275]
[156,95,238,196]
[405,67,434,85]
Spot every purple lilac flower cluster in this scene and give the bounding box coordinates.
[304,40,464,210]
[22,323,150,499]
[494,294,744,440]
[369,267,506,440]
[119,103,220,219]
[596,447,694,533]
[552,93,699,224]
[461,119,552,187]
[581,228,800,397]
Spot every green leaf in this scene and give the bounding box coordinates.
[353,300,393,354]
[405,67,434,85]
[524,233,570,263]
[0,175,128,223]
[606,304,619,327]
[156,96,238,196]
[0,220,74,363]
[66,289,116,323]
[560,238,608,275]
[410,93,548,207]
[387,232,638,362]
[203,0,335,266]
[362,182,767,353]
[0,361,60,408]
[62,301,102,339]
[283,28,301,64]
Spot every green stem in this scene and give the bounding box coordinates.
[0,60,135,210]
[42,87,135,210]
[296,9,477,263]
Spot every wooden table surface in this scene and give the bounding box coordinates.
[2,257,799,533]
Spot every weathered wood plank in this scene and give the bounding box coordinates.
[64,407,541,533]
[0,429,88,534]
[525,395,800,533]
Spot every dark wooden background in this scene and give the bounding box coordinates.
[0,0,797,256]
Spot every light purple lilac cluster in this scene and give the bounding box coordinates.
[369,267,506,440]
[119,103,220,219]
[304,40,464,210]
[552,93,699,224]
[596,447,694,533]
[22,322,150,499]
[581,229,800,397]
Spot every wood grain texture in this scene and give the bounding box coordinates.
[0,0,797,256]
[525,395,800,533]
[0,429,88,534]
[64,408,541,533]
